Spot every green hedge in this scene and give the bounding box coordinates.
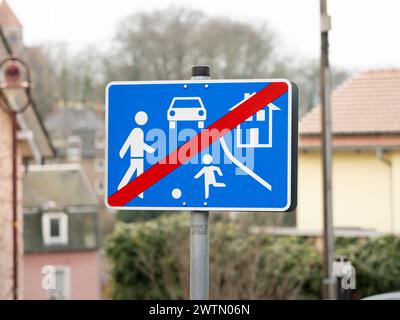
[104,214,400,299]
[346,236,400,298]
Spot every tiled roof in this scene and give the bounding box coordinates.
[24,210,99,253]
[23,164,99,253]
[23,164,98,208]
[45,107,104,134]
[300,69,400,135]
[0,1,22,27]
[45,107,104,157]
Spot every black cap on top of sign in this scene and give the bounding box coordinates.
[191,65,210,77]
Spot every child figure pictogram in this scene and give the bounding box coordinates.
[194,154,226,199]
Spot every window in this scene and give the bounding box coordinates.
[94,158,104,172]
[48,266,71,300]
[42,212,68,245]
[50,218,60,237]
[66,136,82,162]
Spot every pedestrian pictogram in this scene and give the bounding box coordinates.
[117,111,155,196]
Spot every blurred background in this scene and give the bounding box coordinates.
[0,0,399,300]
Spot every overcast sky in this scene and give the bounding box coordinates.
[7,0,400,71]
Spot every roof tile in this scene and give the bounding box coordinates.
[300,69,400,135]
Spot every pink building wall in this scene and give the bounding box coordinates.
[23,250,100,300]
[0,107,24,300]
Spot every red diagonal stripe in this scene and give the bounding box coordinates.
[107,81,288,207]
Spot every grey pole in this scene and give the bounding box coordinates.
[320,0,335,299]
[190,211,209,300]
[190,65,210,300]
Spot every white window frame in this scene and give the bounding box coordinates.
[42,212,69,245]
[47,265,71,300]
[94,158,104,172]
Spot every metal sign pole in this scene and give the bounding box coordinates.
[190,210,209,300]
[190,65,210,300]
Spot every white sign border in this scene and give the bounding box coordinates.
[104,79,293,212]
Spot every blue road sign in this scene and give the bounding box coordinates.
[105,79,297,211]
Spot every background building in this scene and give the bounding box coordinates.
[23,164,100,300]
[0,0,55,299]
[0,96,54,299]
[297,69,400,234]
[44,105,114,237]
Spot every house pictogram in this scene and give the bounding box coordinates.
[230,92,280,148]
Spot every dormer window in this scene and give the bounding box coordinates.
[66,136,82,162]
[42,212,68,245]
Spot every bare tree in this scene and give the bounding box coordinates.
[32,7,350,117]
[103,7,285,81]
[289,59,349,115]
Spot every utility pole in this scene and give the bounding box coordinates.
[190,65,210,300]
[320,0,334,299]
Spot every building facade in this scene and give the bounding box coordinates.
[23,164,100,299]
[45,106,104,195]
[44,106,113,236]
[297,70,400,234]
[0,0,54,299]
